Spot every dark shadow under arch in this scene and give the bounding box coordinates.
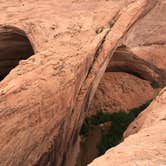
[0,26,34,80]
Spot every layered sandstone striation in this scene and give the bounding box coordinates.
[107,45,166,87]
[105,0,166,87]
[123,0,166,86]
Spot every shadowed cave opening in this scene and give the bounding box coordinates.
[75,46,161,166]
[0,26,34,80]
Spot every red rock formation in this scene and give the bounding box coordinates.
[107,45,166,86]
[88,87,166,166]
[89,0,166,165]
[123,0,166,86]
[0,27,34,80]
[0,0,164,165]
[88,72,155,115]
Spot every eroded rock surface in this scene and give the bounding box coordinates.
[0,0,165,166]
[88,88,166,166]
[89,72,155,115]
[89,1,166,165]
[107,45,166,87]
[123,0,166,86]
[106,0,166,86]
[0,0,149,165]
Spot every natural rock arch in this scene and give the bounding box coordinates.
[0,1,163,166]
[106,45,166,87]
[0,26,34,80]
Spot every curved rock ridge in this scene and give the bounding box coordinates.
[89,1,166,165]
[106,0,166,86]
[106,45,166,86]
[0,0,149,165]
[122,0,166,86]
[88,87,166,166]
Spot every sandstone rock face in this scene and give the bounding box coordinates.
[89,1,166,165]
[106,0,166,86]
[0,0,149,165]
[123,0,166,86]
[0,0,166,166]
[89,72,155,115]
[107,45,166,87]
[0,28,34,80]
[123,88,166,138]
[88,87,166,166]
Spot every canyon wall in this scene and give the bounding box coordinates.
[89,0,166,165]
[0,0,165,166]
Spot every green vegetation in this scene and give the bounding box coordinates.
[80,111,111,136]
[151,81,160,89]
[80,100,152,155]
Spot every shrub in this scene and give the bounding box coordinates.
[151,81,160,89]
[80,100,152,154]
[97,100,152,154]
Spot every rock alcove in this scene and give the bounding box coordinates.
[0,26,34,80]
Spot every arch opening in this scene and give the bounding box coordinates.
[0,26,34,80]
[75,45,161,166]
